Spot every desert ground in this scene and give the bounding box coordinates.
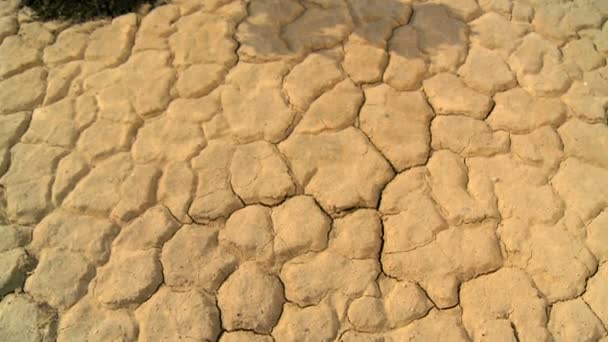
[0,0,607,340]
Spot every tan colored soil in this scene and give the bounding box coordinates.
[0,0,607,340]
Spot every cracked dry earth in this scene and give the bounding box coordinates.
[1,0,608,341]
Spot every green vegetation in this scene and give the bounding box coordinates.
[20,0,160,21]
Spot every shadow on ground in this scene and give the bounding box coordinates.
[231,0,470,68]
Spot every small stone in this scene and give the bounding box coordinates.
[25,249,94,309]
[93,249,163,308]
[136,287,221,342]
[0,294,57,342]
[230,141,295,205]
[423,73,493,119]
[218,262,284,333]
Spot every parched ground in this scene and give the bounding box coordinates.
[0,0,607,340]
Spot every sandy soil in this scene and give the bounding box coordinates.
[0,0,607,340]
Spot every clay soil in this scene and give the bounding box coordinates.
[0,0,607,341]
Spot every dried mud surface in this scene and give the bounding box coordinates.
[0,0,607,341]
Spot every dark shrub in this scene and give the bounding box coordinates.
[21,0,159,21]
